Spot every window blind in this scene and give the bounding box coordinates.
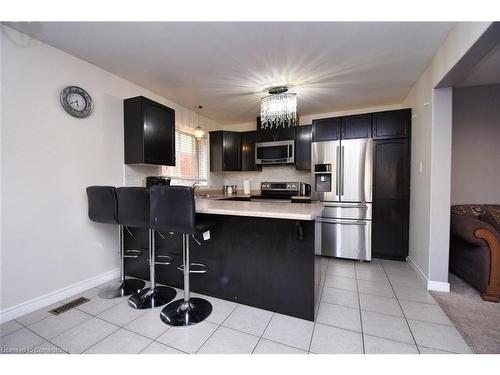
[162,130,207,180]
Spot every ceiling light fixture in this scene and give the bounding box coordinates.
[260,86,297,129]
[194,105,205,139]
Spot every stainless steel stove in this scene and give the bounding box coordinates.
[250,182,299,203]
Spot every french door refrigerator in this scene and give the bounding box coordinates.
[312,138,373,261]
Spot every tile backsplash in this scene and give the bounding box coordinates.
[125,164,311,191]
[212,165,311,191]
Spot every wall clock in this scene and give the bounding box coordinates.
[60,86,94,118]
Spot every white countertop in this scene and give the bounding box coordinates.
[195,198,324,221]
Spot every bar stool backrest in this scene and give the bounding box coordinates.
[86,186,118,224]
[150,185,196,235]
[116,187,150,228]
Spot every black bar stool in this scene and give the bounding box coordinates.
[149,185,212,326]
[86,186,145,299]
[116,187,177,309]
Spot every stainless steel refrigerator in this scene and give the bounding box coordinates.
[312,138,373,261]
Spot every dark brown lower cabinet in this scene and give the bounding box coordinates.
[372,198,409,260]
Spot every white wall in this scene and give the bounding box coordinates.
[451,84,500,205]
[0,26,222,319]
[402,22,492,289]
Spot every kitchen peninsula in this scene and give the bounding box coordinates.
[124,197,324,321]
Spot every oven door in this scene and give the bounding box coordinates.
[315,218,371,261]
[255,141,294,165]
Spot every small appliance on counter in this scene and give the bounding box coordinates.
[222,185,238,195]
[299,182,311,196]
[243,180,251,195]
[145,176,171,189]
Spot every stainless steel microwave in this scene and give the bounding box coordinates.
[255,140,295,165]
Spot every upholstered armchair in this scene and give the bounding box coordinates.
[450,205,500,302]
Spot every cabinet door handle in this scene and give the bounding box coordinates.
[317,218,368,225]
[341,146,345,196]
[336,145,340,196]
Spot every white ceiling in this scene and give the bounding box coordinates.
[6,22,454,124]
[457,42,500,87]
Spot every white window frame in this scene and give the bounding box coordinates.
[161,129,208,184]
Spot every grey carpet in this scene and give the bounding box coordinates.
[430,273,500,354]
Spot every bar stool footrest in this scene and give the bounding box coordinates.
[155,255,174,265]
[177,262,208,274]
[124,249,143,258]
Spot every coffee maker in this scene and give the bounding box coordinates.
[145,176,171,189]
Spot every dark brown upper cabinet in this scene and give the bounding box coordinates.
[372,109,411,139]
[241,131,261,171]
[341,114,372,139]
[373,139,410,199]
[312,117,341,142]
[209,131,241,172]
[295,125,312,170]
[124,96,175,166]
[256,117,296,142]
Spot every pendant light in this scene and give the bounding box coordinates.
[194,105,205,139]
[260,86,297,129]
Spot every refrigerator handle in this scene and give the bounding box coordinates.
[336,145,340,196]
[341,145,345,196]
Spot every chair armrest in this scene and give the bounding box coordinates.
[450,214,499,247]
[475,228,500,300]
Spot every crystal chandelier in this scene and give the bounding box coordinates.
[260,86,297,129]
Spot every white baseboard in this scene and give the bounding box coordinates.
[406,256,428,283]
[0,268,119,324]
[406,256,450,292]
[427,280,450,292]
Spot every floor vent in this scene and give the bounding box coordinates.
[49,297,90,315]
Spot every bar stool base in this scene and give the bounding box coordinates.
[160,298,212,326]
[98,278,145,299]
[128,286,176,309]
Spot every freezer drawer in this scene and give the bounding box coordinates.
[322,202,372,220]
[315,218,371,261]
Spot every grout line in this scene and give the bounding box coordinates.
[354,261,366,354]
[194,301,239,353]
[308,268,328,353]
[1,322,27,338]
[51,315,123,354]
[79,319,125,354]
[20,325,69,354]
[141,340,190,354]
[417,345,459,354]
[381,260,421,354]
[252,312,275,354]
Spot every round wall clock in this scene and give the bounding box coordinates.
[60,86,94,118]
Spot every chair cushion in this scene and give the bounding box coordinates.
[116,187,150,228]
[150,185,196,235]
[86,186,118,224]
[451,204,486,218]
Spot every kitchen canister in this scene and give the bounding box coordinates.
[243,180,251,195]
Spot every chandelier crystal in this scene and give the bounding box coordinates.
[260,87,297,129]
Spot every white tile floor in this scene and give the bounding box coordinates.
[0,258,472,354]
